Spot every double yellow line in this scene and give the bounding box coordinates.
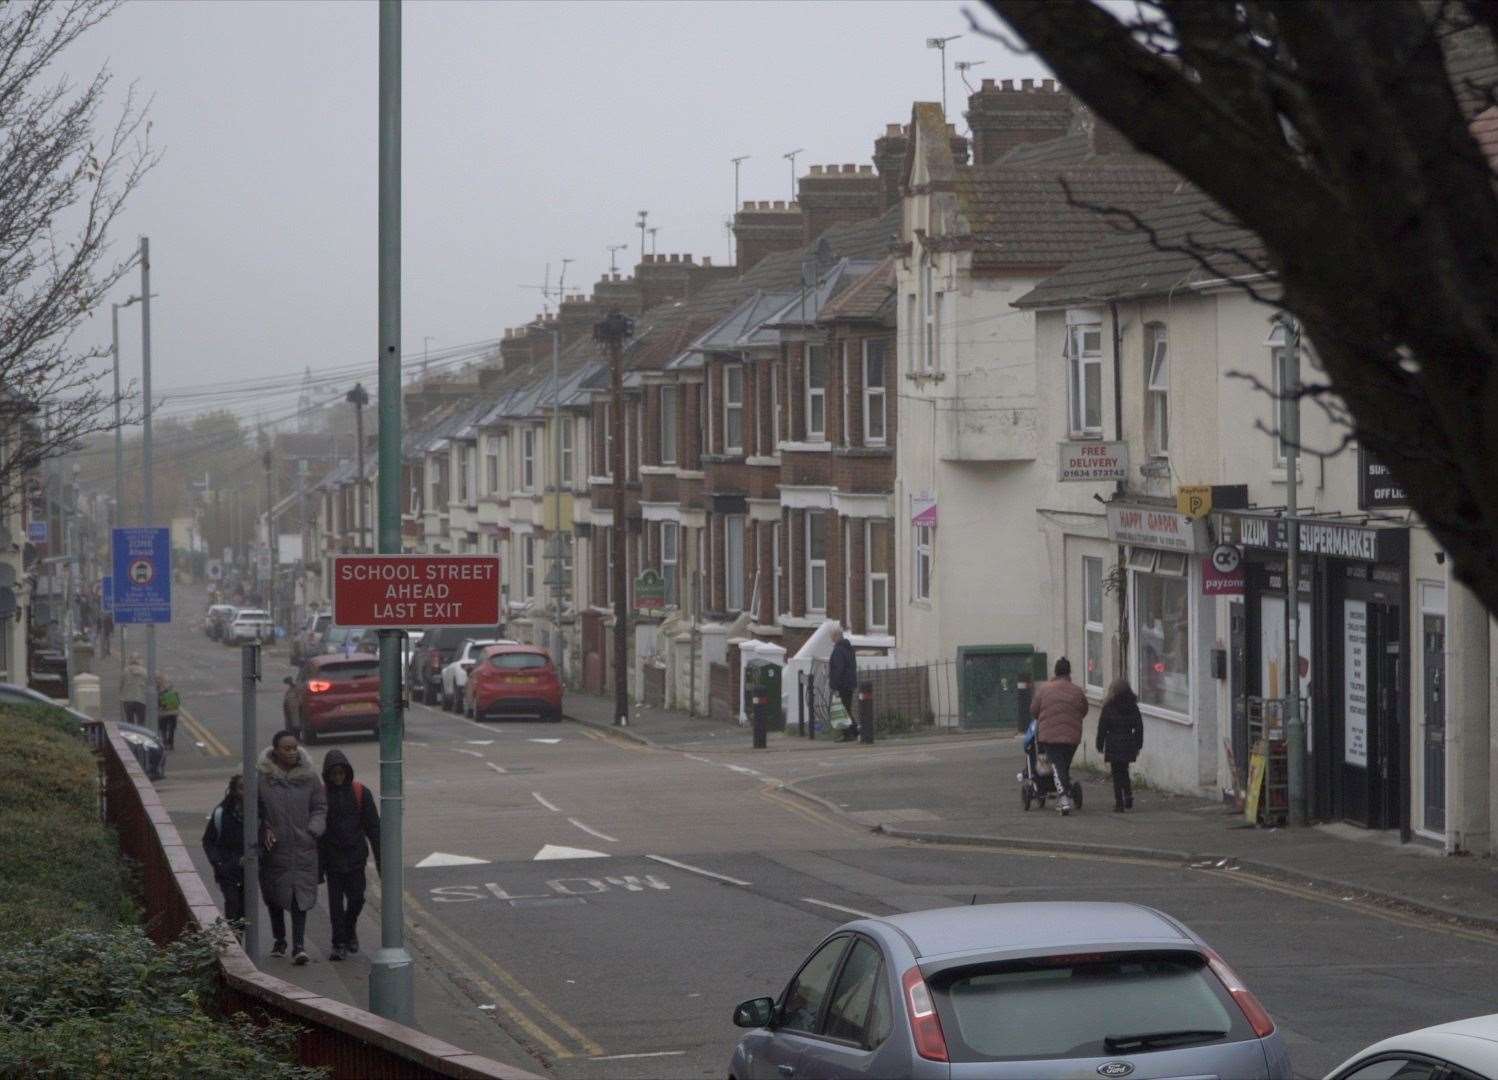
[178,707,231,757]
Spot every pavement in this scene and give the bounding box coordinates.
[565,691,1498,932]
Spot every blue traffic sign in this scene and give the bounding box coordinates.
[112,527,171,624]
[101,575,114,613]
[26,520,47,544]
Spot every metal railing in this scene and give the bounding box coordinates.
[90,718,536,1080]
[804,657,962,736]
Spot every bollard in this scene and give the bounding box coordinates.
[752,691,768,749]
[797,674,806,738]
[858,681,875,744]
[72,673,101,719]
[807,675,815,740]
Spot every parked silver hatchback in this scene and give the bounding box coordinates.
[729,901,1292,1079]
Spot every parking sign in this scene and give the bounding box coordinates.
[112,527,172,624]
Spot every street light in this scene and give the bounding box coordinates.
[110,293,143,663]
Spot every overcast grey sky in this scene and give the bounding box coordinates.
[62,0,1047,428]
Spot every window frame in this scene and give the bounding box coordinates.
[913,522,934,602]
[659,385,678,466]
[772,519,782,620]
[1083,555,1105,694]
[1130,562,1193,719]
[723,364,745,455]
[560,417,574,483]
[484,445,499,495]
[521,428,536,491]
[724,514,746,612]
[805,345,828,441]
[866,519,891,633]
[1145,322,1169,457]
[1067,322,1105,438]
[819,937,889,1051]
[1269,326,1296,467]
[521,533,536,600]
[661,521,679,607]
[863,339,887,445]
[775,935,852,1035]
[806,511,828,614]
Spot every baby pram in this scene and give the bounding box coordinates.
[1018,719,1083,814]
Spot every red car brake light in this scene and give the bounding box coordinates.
[307,679,332,693]
[1204,947,1275,1037]
[901,966,949,1062]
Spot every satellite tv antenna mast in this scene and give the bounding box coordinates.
[783,148,804,200]
[606,244,628,273]
[927,34,962,116]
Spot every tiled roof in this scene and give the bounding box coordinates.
[950,157,1182,271]
[818,256,897,323]
[1014,184,1264,309]
[756,258,882,338]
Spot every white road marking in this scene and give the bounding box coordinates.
[589,1051,686,1061]
[645,854,750,887]
[567,818,619,843]
[416,852,490,868]
[533,844,609,861]
[801,897,879,919]
[451,748,486,758]
[532,791,562,812]
[528,738,562,745]
[486,761,508,775]
[725,764,762,776]
[466,739,495,746]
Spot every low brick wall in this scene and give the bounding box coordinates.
[641,662,665,708]
[91,720,536,1080]
[708,662,733,723]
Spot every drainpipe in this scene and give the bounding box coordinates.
[1109,301,1128,677]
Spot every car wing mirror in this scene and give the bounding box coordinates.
[732,997,775,1029]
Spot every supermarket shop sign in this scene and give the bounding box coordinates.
[334,555,502,626]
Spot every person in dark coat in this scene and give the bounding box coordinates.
[828,626,859,741]
[257,730,326,964]
[319,748,380,961]
[202,774,246,927]
[1096,677,1145,811]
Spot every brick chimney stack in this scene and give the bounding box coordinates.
[558,293,607,348]
[593,272,643,315]
[733,200,804,271]
[965,77,1073,165]
[797,163,883,244]
[873,123,909,209]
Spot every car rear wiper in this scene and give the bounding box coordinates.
[1103,1029,1229,1052]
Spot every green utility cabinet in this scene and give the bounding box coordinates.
[957,645,1046,731]
[744,659,785,732]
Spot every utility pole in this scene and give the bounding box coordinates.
[139,236,158,738]
[346,383,370,552]
[782,148,804,201]
[111,294,140,664]
[926,34,962,117]
[730,155,750,265]
[1282,313,1306,826]
[263,448,276,629]
[551,259,571,667]
[370,0,414,1024]
[594,310,633,726]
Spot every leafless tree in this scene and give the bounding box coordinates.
[1,0,157,517]
[979,1,1498,611]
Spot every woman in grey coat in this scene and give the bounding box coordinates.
[257,729,326,964]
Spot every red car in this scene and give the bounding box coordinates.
[283,653,381,742]
[466,644,562,722]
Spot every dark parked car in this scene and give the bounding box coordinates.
[729,901,1290,1080]
[408,624,505,705]
[0,682,166,780]
[282,654,381,743]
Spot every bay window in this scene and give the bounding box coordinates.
[1131,551,1190,715]
[661,521,678,606]
[725,515,746,611]
[521,428,536,491]
[724,365,744,454]
[660,385,678,465]
[806,345,827,441]
[806,511,828,613]
[867,519,892,632]
[863,339,887,444]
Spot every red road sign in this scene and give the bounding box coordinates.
[333,555,502,627]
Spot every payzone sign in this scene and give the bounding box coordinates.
[333,555,501,627]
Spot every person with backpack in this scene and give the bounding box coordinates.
[318,748,380,962]
[156,672,181,751]
[1096,677,1145,811]
[202,775,246,927]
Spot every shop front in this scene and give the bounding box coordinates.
[1104,500,1217,793]
[1215,510,1410,832]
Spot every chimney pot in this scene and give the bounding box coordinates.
[702,256,712,266]
[613,273,621,281]
[885,122,903,136]
[1002,78,1015,90]
[773,199,785,209]
[842,163,856,173]
[1042,78,1056,91]
[982,78,995,90]
[669,253,679,263]
[859,164,873,174]
[759,200,771,209]
[810,164,824,175]
[683,253,692,263]
[1023,78,1035,90]
[742,200,754,211]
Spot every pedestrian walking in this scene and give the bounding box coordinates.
[1029,657,1088,813]
[318,748,380,961]
[829,625,859,741]
[119,653,149,726]
[257,729,326,965]
[1096,677,1144,812]
[156,672,181,751]
[202,775,247,928]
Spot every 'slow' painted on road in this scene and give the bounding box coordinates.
[431,875,671,905]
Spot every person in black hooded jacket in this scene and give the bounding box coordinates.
[202,774,246,927]
[318,748,380,961]
[1096,678,1144,812]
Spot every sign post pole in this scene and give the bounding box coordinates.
[240,642,261,962]
[368,0,414,1025]
[1283,315,1307,827]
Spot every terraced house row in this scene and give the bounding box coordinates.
[303,67,1498,857]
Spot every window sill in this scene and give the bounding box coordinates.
[640,465,676,476]
[1138,703,1194,727]
[909,598,933,611]
[777,440,833,454]
[904,371,946,384]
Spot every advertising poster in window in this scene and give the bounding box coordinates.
[1260,596,1313,746]
[1344,600,1369,768]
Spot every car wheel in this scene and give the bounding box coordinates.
[548,707,563,724]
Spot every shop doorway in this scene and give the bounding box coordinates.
[1421,598,1446,838]
[1339,601,1403,829]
